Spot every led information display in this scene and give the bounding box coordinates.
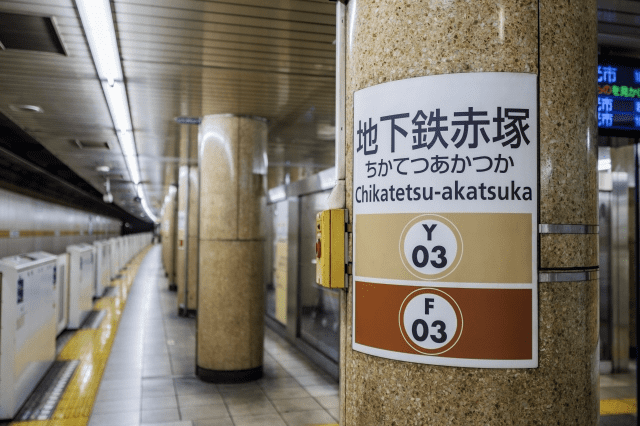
[598,61,640,134]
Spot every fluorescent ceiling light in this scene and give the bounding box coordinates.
[137,184,158,222]
[124,155,140,184]
[117,130,136,160]
[116,130,139,183]
[76,0,157,221]
[75,0,122,85]
[102,82,132,132]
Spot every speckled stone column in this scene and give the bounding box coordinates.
[176,165,189,313]
[161,186,177,289]
[267,166,286,189]
[186,166,199,312]
[343,1,598,424]
[196,115,266,382]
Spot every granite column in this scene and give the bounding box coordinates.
[343,0,598,424]
[196,114,267,382]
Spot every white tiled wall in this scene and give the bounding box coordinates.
[0,187,121,258]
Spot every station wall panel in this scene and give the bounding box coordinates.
[0,187,121,258]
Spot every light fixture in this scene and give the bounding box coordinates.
[137,184,158,222]
[102,82,131,133]
[9,104,44,113]
[75,0,156,220]
[103,176,113,203]
[95,165,110,173]
[103,193,113,203]
[74,0,122,86]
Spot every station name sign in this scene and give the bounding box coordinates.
[352,72,538,369]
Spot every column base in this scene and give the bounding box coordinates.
[178,307,196,318]
[196,365,263,383]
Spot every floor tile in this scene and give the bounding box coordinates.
[295,374,336,388]
[144,368,174,378]
[179,404,231,420]
[141,395,179,411]
[221,390,269,405]
[141,408,181,423]
[315,394,340,409]
[263,386,311,400]
[98,379,141,392]
[177,393,224,407]
[218,387,265,401]
[607,386,637,399]
[328,407,340,421]
[191,418,234,426]
[303,384,340,398]
[272,397,324,413]
[89,247,341,426]
[174,386,218,397]
[231,413,287,426]
[258,377,301,390]
[226,398,279,417]
[89,410,141,426]
[92,398,141,414]
[601,388,620,400]
[142,378,175,391]
[171,363,196,376]
[95,388,142,402]
[281,409,335,426]
[283,366,326,378]
[142,387,177,398]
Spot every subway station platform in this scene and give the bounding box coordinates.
[4,245,338,426]
[5,244,636,426]
[87,245,338,426]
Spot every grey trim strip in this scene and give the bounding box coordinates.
[201,113,268,123]
[538,270,598,282]
[538,224,599,234]
[267,167,336,203]
[50,16,68,56]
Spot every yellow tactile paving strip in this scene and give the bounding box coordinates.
[307,398,640,424]
[601,398,637,416]
[10,247,151,426]
[308,399,640,424]
[7,243,636,425]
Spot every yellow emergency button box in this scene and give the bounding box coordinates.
[315,209,347,289]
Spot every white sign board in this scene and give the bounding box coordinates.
[352,72,538,368]
[178,211,187,232]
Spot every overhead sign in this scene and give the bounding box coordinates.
[174,116,202,125]
[597,61,640,134]
[352,72,538,368]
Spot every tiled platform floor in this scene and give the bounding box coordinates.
[600,365,637,425]
[84,244,640,426]
[88,245,339,426]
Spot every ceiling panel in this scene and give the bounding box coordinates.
[0,0,146,218]
[0,0,332,220]
[114,0,336,214]
[2,0,635,222]
[113,3,335,31]
[598,0,640,55]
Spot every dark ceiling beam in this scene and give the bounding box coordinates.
[0,111,149,227]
